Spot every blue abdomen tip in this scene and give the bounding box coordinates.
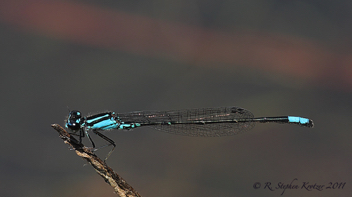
[288,116,314,128]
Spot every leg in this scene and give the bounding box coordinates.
[92,130,116,161]
[84,129,96,148]
[79,128,84,144]
[68,130,86,145]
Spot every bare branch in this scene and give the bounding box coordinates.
[51,124,141,197]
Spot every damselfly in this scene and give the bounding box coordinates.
[66,106,314,160]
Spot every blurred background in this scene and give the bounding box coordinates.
[1,0,351,196]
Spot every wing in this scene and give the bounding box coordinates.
[116,106,255,137]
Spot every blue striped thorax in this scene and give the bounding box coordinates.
[85,112,119,130]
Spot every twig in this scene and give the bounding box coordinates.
[51,124,141,197]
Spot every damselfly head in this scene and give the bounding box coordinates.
[66,110,83,131]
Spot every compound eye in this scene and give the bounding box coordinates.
[66,110,83,131]
[67,122,80,130]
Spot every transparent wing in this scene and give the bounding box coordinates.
[117,106,256,137]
